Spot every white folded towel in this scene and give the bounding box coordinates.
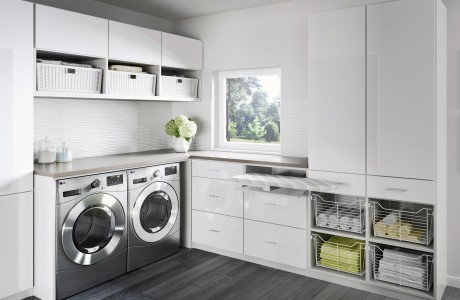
[328,212,340,228]
[110,65,143,73]
[350,215,364,233]
[317,213,329,227]
[37,59,62,65]
[383,248,424,264]
[383,211,400,226]
[377,272,426,290]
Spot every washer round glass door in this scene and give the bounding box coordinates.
[62,193,125,265]
[132,181,178,243]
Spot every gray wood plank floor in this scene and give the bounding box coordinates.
[27,248,460,300]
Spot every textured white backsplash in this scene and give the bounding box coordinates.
[34,98,174,159]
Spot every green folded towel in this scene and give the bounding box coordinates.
[320,258,362,273]
[318,236,365,274]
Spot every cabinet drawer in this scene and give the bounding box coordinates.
[244,188,306,229]
[192,210,243,254]
[367,176,434,205]
[192,177,243,218]
[307,170,365,196]
[162,32,203,70]
[35,5,108,57]
[192,159,244,180]
[244,220,307,269]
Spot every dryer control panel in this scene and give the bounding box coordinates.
[128,163,180,190]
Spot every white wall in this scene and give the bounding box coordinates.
[173,0,391,157]
[27,0,174,32]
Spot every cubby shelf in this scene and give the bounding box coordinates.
[33,91,199,102]
[368,236,434,253]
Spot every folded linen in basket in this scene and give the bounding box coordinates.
[61,62,93,68]
[377,273,427,290]
[37,59,62,65]
[328,213,340,229]
[383,248,424,264]
[383,211,400,226]
[317,208,336,227]
[320,237,363,262]
[110,65,143,73]
[320,258,362,274]
[378,259,426,278]
[339,216,353,230]
[351,216,364,233]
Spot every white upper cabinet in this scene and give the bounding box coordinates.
[0,0,33,196]
[35,5,109,57]
[109,21,161,64]
[162,32,203,70]
[307,7,366,174]
[367,0,435,180]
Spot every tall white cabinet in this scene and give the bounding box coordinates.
[308,0,447,299]
[0,0,34,299]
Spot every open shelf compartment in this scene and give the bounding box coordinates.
[312,192,365,234]
[312,233,365,277]
[370,200,434,246]
[370,244,433,292]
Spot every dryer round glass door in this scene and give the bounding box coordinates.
[132,181,178,243]
[62,193,125,265]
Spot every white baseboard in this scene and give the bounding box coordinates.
[447,275,460,289]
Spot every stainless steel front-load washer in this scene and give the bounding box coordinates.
[56,171,128,300]
[127,163,180,272]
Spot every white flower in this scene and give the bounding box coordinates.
[174,115,189,128]
[178,120,197,139]
[164,119,179,137]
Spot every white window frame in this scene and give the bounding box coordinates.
[217,68,281,153]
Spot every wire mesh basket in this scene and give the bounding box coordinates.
[371,200,434,245]
[312,233,366,276]
[312,193,365,234]
[371,245,433,292]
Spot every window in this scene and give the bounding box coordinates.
[218,68,281,153]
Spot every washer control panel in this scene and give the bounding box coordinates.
[58,171,127,204]
[128,163,180,189]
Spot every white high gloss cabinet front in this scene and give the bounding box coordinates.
[192,177,243,218]
[109,21,161,65]
[162,32,203,70]
[192,159,244,180]
[192,210,243,254]
[244,219,307,269]
[367,0,435,180]
[307,6,366,174]
[35,5,109,57]
[0,0,33,197]
[0,192,33,299]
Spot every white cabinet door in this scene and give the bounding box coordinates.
[36,5,108,57]
[367,0,435,180]
[0,192,33,298]
[162,32,202,70]
[192,177,243,218]
[307,7,366,174]
[0,0,33,196]
[192,159,244,180]
[109,21,161,64]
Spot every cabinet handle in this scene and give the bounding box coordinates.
[208,195,221,198]
[386,188,408,192]
[264,203,280,208]
[265,241,280,246]
[209,169,222,172]
[209,229,221,233]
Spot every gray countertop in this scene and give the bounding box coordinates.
[34,149,308,179]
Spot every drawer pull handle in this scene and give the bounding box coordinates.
[208,195,221,198]
[209,229,221,233]
[265,241,280,246]
[209,169,222,172]
[265,203,280,208]
[386,188,408,192]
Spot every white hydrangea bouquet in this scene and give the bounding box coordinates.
[165,115,197,152]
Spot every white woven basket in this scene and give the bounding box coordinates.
[161,75,198,98]
[108,71,157,95]
[36,63,102,93]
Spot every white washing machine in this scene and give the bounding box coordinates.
[127,163,180,272]
[56,171,127,300]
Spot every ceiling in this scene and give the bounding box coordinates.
[94,0,294,21]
